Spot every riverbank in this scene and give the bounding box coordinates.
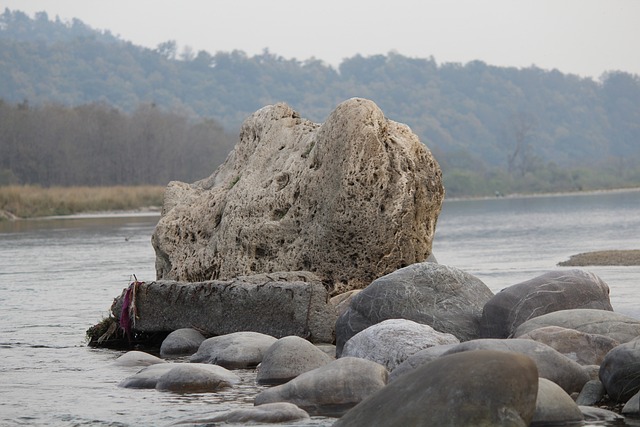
[559,250,640,267]
[443,186,640,202]
[0,185,164,220]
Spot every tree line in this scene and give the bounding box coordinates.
[0,100,235,186]
[1,9,639,196]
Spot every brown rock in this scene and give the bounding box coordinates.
[151,98,444,294]
[519,326,619,365]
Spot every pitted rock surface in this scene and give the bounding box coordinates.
[151,98,444,294]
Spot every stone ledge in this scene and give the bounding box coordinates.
[110,272,337,344]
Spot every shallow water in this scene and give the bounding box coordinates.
[1,190,640,426]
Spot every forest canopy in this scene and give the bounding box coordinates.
[1,9,639,196]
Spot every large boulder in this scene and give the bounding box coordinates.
[480,270,613,338]
[513,309,640,344]
[599,339,640,402]
[151,98,444,295]
[254,357,388,417]
[333,350,539,427]
[340,319,459,371]
[335,262,493,354]
[111,273,336,343]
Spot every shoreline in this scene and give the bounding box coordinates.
[37,206,162,220]
[1,206,161,221]
[558,250,640,267]
[3,185,640,220]
[0,184,165,221]
[443,186,640,203]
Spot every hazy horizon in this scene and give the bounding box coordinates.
[3,0,640,79]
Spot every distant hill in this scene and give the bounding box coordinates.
[1,8,639,196]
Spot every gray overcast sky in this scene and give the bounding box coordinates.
[4,0,639,79]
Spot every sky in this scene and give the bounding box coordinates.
[3,0,640,79]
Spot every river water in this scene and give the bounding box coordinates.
[1,190,639,426]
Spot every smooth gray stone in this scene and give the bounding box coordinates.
[256,335,332,385]
[621,390,640,416]
[335,262,493,355]
[575,380,605,406]
[160,328,206,357]
[341,319,459,371]
[513,309,640,344]
[389,343,459,382]
[176,402,310,424]
[118,363,175,389]
[532,378,584,424]
[599,338,640,402]
[112,350,166,367]
[334,350,539,427]
[480,269,612,338]
[443,338,590,393]
[190,331,277,368]
[254,357,388,417]
[518,326,619,366]
[155,363,240,393]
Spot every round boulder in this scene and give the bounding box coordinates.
[341,319,459,371]
[389,343,459,382]
[118,363,176,389]
[513,309,640,343]
[532,378,584,424]
[621,390,640,416]
[599,339,640,402]
[256,336,333,385]
[335,262,493,355]
[254,357,388,417]
[575,379,605,406]
[518,325,619,365]
[333,350,539,427]
[190,331,277,368]
[155,363,241,393]
[443,338,590,393]
[480,269,612,338]
[112,350,166,367]
[160,328,206,357]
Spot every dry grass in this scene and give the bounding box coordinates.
[0,185,165,219]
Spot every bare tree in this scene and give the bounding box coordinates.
[502,111,538,176]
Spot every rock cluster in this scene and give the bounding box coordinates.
[108,264,640,426]
[151,98,444,295]
[99,101,640,425]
